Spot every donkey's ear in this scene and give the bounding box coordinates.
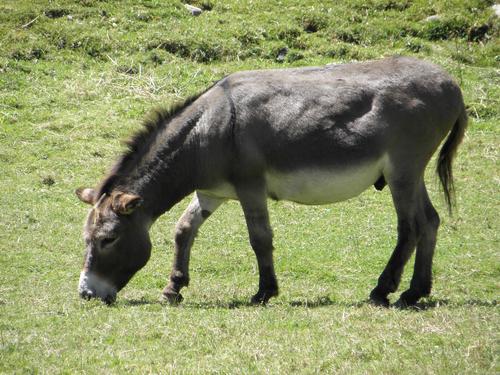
[75,188,97,205]
[111,191,143,215]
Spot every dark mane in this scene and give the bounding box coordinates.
[97,84,217,197]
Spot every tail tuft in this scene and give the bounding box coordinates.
[437,108,468,213]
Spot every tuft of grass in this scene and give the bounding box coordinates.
[421,16,471,40]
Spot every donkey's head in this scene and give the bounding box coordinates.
[75,188,152,303]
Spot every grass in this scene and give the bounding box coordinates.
[0,0,498,373]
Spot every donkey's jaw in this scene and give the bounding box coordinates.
[78,271,117,304]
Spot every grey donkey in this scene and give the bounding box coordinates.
[76,56,467,307]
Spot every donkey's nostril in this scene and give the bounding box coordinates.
[80,290,94,300]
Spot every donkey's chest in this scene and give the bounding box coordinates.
[264,160,384,205]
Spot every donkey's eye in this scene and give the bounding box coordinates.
[101,237,117,248]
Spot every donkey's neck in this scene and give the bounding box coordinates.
[103,106,204,220]
[137,116,201,218]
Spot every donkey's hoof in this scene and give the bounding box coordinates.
[250,289,278,305]
[369,289,390,308]
[161,290,184,305]
[394,290,420,309]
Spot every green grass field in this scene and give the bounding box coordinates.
[1,0,498,373]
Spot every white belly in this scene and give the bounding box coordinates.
[199,158,386,204]
[265,159,385,205]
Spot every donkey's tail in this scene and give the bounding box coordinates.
[437,106,468,213]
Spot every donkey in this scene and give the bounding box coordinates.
[76,56,467,307]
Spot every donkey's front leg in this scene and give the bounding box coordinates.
[162,192,224,304]
[237,184,278,304]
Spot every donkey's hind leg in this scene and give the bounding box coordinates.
[370,177,421,307]
[237,183,278,304]
[396,183,440,307]
[162,192,225,304]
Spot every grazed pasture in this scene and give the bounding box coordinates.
[0,0,498,373]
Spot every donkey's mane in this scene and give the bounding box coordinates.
[97,85,217,197]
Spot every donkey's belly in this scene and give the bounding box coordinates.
[265,159,385,205]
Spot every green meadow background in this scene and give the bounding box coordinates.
[0,0,498,373]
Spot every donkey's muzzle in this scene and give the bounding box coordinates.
[79,288,116,304]
[78,271,117,304]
